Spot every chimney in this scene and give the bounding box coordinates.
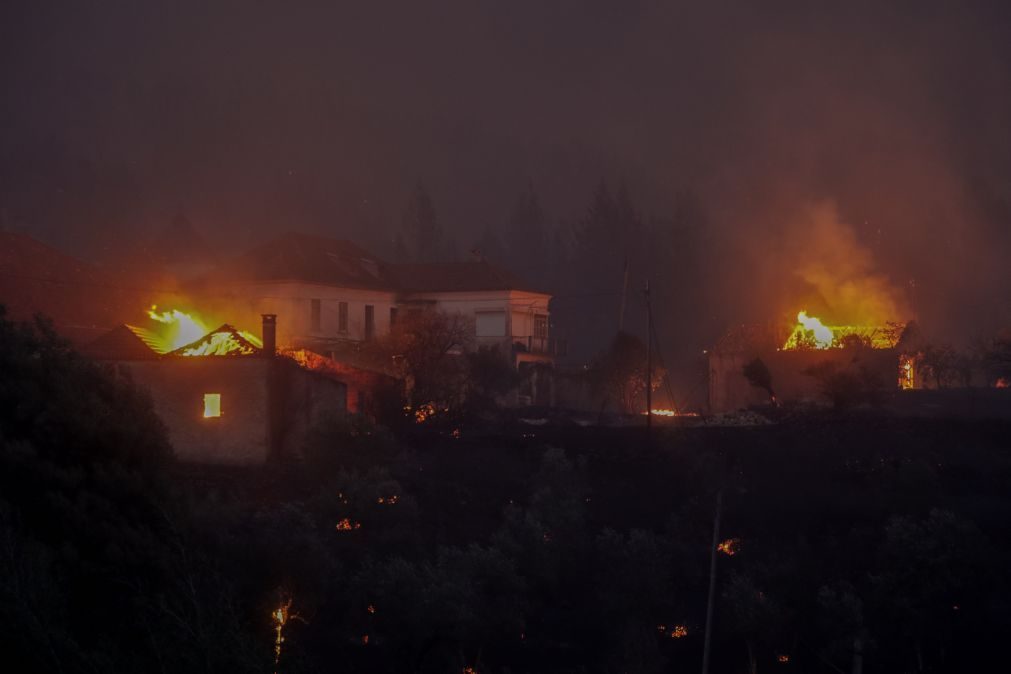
[261,314,277,356]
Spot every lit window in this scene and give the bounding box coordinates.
[203,393,221,418]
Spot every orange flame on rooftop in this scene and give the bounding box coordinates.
[147,305,207,352]
[145,305,262,356]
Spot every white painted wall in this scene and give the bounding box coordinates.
[200,282,398,347]
[407,290,551,340]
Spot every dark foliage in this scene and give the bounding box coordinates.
[3,309,1011,673]
[742,357,775,404]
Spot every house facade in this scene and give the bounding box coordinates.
[188,233,557,404]
[83,318,347,465]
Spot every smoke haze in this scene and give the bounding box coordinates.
[1,0,1010,351]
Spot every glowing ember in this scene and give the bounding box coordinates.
[670,624,688,639]
[367,604,376,614]
[717,538,740,556]
[272,597,297,672]
[777,654,790,663]
[410,404,446,424]
[336,518,362,531]
[377,495,399,505]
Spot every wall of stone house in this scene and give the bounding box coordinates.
[119,358,347,465]
[709,348,901,414]
[121,358,272,465]
[270,362,347,459]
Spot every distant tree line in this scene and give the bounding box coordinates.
[390,180,714,370]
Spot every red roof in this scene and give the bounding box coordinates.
[391,260,545,294]
[80,325,160,361]
[196,233,396,291]
[195,232,546,295]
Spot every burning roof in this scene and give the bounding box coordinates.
[84,322,264,360]
[781,311,905,351]
[169,324,262,356]
[711,312,910,356]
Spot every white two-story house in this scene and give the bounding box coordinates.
[189,233,557,404]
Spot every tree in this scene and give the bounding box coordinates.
[588,332,665,415]
[871,509,989,673]
[980,332,1011,385]
[742,357,776,405]
[507,182,546,269]
[466,345,519,410]
[365,309,474,408]
[400,183,442,262]
[918,343,958,389]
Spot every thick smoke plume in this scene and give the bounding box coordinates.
[789,202,908,326]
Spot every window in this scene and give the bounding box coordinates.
[310,298,321,331]
[338,302,349,333]
[364,305,375,341]
[534,314,549,339]
[389,307,399,327]
[476,311,507,337]
[203,393,221,418]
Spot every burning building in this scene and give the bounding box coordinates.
[185,233,558,406]
[83,314,347,465]
[708,311,914,414]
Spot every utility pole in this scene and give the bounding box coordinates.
[645,279,652,432]
[618,256,629,332]
[701,488,723,674]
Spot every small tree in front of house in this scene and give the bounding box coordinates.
[366,309,474,411]
[918,343,958,389]
[742,357,776,405]
[588,332,665,415]
[466,345,519,411]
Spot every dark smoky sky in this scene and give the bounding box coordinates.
[2,0,1010,339]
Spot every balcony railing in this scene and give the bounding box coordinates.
[511,335,566,357]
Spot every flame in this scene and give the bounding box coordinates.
[145,305,263,356]
[783,310,902,350]
[147,305,208,353]
[786,311,834,349]
[179,329,258,356]
[273,598,294,672]
[899,354,916,390]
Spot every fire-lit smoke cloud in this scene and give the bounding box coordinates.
[787,202,908,326]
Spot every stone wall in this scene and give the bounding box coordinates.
[120,357,346,465]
